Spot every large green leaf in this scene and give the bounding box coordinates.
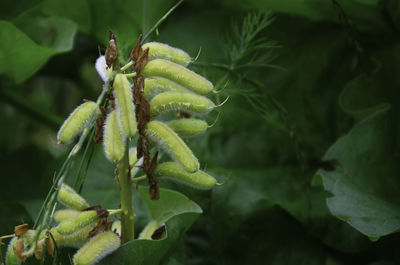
[316,107,400,237]
[0,19,76,83]
[98,188,202,265]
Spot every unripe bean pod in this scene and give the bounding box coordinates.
[6,237,20,265]
[53,209,80,223]
[48,225,95,248]
[154,162,217,189]
[57,211,98,235]
[58,184,89,210]
[138,220,160,240]
[144,77,189,100]
[103,110,125,162]
[149,91,215,117]
[113,74,137,137]
[73,231,120,265]
[57,101,97,144]
[145,121,199,172]
[111,220,121,237]
[142,42,191,66]
[166,119,208,137]
[129,147,143,178]
[142,59,213,95]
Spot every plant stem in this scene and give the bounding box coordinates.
[117,141,135,243]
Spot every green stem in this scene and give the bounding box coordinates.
[132,175,146,183]
[117,141,135,243]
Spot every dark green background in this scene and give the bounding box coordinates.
[1,0,400,264]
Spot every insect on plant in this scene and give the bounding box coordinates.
[0,2,226,264]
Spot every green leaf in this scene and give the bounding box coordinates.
[97,188,202,265]
[0,18,76,83]
[339,75,390,120]
[13,8,77,52]
[138,187,202,223]
[317,107,400,237]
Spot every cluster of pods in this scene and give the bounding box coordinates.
[58,41,219,190]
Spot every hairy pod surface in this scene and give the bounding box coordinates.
[103,110,125,162]
[113,73,137,137]
[144,77,188,100]
[53,209,80,223]
[58,184,89,210]
[111,220,121,236]
[166,119,208,137]
[6,237,20,265]
[142,59,213,95]
[73,231,120,265]
[149,91,215,117]
[48,224,95,248]
[129,147,143,178]
[154,162,217,189]
[142,42,191,66]
[138,220,160,240]
[57,210,98,235]
[145,121,199,172]
[57,101,97,144]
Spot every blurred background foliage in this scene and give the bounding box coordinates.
[1,0,400,264]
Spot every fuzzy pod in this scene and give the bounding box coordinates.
[48,224,95,248]
[142,42,191,66]
[145,121,199,172]
[5,237,21,265]
[113,74,137,137]
[166,119,208,137]
[138,220,160,240]
[58,184,89,210]
[111,220,121,237]
[144,77,189,100]
[53,209,80,223]
[154,162,217,189]
[149,91,215,117]
[142,59,213,95]
[103,110,125,162]
[129,147,143,178]
[57,211,98,235]
[73,231,120,265]
[57,101,98,144]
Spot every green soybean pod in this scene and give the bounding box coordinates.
[111,220,121,237]
[57,211,98,235]
[103,110,125,162]
[113,74,137,137]
[73,231,120,265]
[58,184,89,210]
[138,220,160,240]
[57,101,97,144]
[150,91,215,117]
[144,77,189,100]
[142,42,191,66]
[154,162,217,190]
[166,119,208,137]
[53,209,80,223]
[145,121,199,172]
[49,224,95,248]
[129,147,143,178]
[5,237,20,265]
[142,59,213,95]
